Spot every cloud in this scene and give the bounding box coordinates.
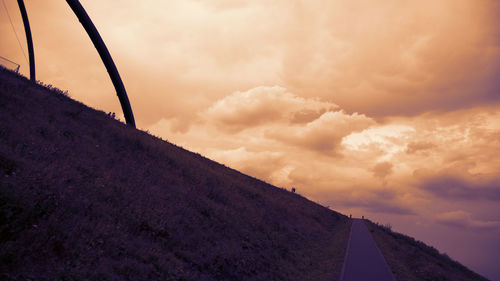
[418,175,500,202]
[358,200,416,216]
[323,188,417,216]
[201,85,374,155]
[341,124,415,162]
[436,210,500,231]
[280,0,500,116]
[204,86,338,132]
[406,141,435,154]
[268,110,374,154]
[208,147,286,182]
[372,162,393,178]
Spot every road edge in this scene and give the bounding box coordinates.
[339,218,354,281]
[363,220,398,281]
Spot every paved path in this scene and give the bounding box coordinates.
[341,219,396,281]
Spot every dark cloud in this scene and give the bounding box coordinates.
[436,210,500,231]
[327,189,416,216]
[419,176,500,201]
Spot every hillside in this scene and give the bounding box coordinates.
[0,66,489,281]
[0,67,350,280]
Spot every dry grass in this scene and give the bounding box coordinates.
[365,220,489,281]
[0,67,350,280]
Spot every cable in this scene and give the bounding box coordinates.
[0,55,20,72]
[1,0,29,65]
[0,54,20,66]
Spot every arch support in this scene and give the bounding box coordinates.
[65,0,136,127]
[17,0,35,81]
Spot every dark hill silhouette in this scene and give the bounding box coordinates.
[0,67,350,280]
[0,67,489,280]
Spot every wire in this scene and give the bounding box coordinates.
[1,0,29,65]
[0,54,20,65]
[0,55,20,72]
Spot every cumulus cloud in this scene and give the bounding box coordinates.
[201,86,373,155]
[204,86,338,132]
[341,124,415,162]
[268,111,374,154]
[436,210,500,231]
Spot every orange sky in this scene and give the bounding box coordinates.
[1,0,500,279]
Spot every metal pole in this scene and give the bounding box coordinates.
[65,0,136,127]
[16,0,35,81]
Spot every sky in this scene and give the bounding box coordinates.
[1,0,500,279]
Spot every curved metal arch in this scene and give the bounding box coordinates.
[17,0,136,127]
[17,0,35,81]
[65,0,135,127]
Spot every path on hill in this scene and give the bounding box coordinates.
[340,218,396,281]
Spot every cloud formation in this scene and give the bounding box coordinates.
[372,162,393,179]
[149,86,500,228]
[205,86,338,132]
[436,210,500,232]
[268,111,374,154]
[419,176,500,202]
[281,0,500,116]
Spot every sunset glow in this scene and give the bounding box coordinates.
[1,0,500,279]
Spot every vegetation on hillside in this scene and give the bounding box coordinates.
[0,67,350,280]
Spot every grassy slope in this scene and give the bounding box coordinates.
[0,67,490,281]
[0,68,350,280]
[365,220,489,281]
